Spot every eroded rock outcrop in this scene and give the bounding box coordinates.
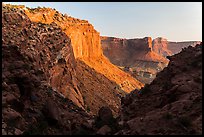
[152,37,172,57]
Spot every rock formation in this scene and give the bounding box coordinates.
[22,5,144,93]
[2,4,84,109]
[101,36,169,84]
[101,36,201,84]
[101,36,168,65]
[116,43,202,135]
[152,37,172,57]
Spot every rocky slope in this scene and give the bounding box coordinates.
[101,36,169,84]
[2,5,93,135]
[75,59,125,116]
[116,43,202,135]
[22,5,144,92]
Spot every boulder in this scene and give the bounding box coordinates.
[3,108,22,121]
[98,106,113,123]
[14,128,23,135]
[44,99,60,125]
[96,125,111,135]
[5,93,17,104]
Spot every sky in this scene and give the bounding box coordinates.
[4,2,202,42]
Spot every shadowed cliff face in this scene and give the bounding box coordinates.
[116,43,202,135]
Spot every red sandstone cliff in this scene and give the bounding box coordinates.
[101,36,168,66]
[24,7,103,59]
[101,36,169,84]
[22,6,143,93]
[101,36,201,84]
[152,37,172,57]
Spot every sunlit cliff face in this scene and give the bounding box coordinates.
[23,7,144,93]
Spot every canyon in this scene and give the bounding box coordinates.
[2,3,202,135]
[101,36,201,84]
[2,4,145,117]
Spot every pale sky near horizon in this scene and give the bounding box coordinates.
[4,2,202,42]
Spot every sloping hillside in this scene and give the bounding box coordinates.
[116,43,202,135]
